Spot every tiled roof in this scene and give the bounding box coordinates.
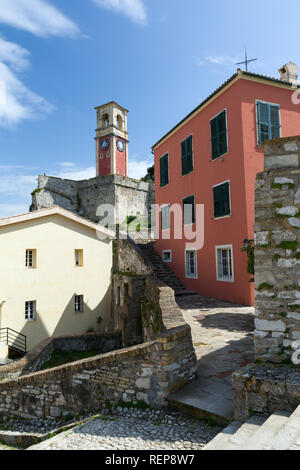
[152,70,299,150]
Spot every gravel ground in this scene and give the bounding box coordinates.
[27,407,221,450]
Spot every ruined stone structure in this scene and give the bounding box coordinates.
[233,136,300,421]
[31,174,155,227]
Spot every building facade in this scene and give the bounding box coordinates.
[153,63,300,305]
[0,207,113,350]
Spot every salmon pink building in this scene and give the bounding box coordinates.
[153,63,300,306]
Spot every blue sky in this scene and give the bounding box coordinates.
[0,0,300,217]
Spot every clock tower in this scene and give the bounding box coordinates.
[95,102,129,177]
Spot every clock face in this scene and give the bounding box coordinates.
[101,139,110,151]
[117,139,124,152]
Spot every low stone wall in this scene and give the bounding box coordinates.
[0,332,122,381]
[232,363,300,421]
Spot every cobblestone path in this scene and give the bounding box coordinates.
[28,408,220,451]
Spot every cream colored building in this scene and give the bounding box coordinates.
[0,207,114,351]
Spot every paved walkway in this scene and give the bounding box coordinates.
[28,408,220,450]
[170,295,254,423]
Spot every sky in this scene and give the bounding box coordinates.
[1,0,300,217]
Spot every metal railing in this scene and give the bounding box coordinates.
[0,328,27,356]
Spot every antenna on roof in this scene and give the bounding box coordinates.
[236,49,257,72]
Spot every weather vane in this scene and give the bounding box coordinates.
[236,49,257,72]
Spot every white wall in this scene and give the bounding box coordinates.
[0,214,113,350]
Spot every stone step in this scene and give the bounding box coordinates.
[203,421,242,450]
[240,411,290,450]
[213,416,267,450]
[137,242,195,296]
[169,377,233,427]
[265,406,300,450]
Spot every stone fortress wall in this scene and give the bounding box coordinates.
[254,136,300,363]
[31,174,155,226]
[233,136,300,422]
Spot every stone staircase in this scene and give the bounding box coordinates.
[136,241,196,297]
[203,406,300,450]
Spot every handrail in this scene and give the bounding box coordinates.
[0,328,27,355]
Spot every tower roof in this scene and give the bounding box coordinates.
[94,101,129,113]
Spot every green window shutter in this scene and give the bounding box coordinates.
[257,101,281,145]
[160,154,169,187]
[213,182,230,218]
[211,110,227,160]
[181,136,193,175]
[183,195,195,225]
[270,105,280,139]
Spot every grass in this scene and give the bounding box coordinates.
[41,349,100,370]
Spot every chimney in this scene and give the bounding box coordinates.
[279,62,299,85]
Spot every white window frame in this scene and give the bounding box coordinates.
[162,250,172,263]
[255,100,281,147]
[161,204,171,231]
[212,180,232,220]
[75,295,84,313]
[25,249,36,268]
[185,249,198,279]
[215,244,234,283]
[25,301,36,321]
[75,249,83,267]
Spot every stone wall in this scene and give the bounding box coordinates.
[254,137,300,363]
[31,174,155,228]
[0,332,122,381]
[0,282,197,419]
[232,136,300,422]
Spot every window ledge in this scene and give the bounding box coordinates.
[211,151,229,162]
[214,214,232,221]
[216,277,234,283]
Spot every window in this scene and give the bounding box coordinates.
[161,205,170,230]
[107,152,110,158]
[75,250,83,267]
[75,295,84,313]
[216,246,234,282]
[100,153,103,159]
[185,250,197,279]
[25,301,36,321]
[181,136,193,175]
[162,250,172,263]
[213,182,231,218]
[257,101,281,146]
[211,110,228,160]
[160,154,169,187]
[25,249,36,268]
[183,195,195,225]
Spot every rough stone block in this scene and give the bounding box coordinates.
[255,319,286,332]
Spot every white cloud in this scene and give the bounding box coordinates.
[196,56,238,68]
[92,0,147,25]
[55,166,96,181]
[0,0,80,38]
[0,37,53,127]
[129,157,153,180]
[60,162,77,168]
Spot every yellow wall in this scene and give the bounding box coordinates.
[0,214,113,350]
